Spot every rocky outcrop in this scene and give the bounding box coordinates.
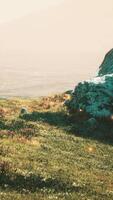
[98,49,113,76]
[66,49,113,118]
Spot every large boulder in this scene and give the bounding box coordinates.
[66,49,113,118]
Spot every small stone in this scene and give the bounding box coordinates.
[20,107,28,115]
[85,118,98,129]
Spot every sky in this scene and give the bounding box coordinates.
[0,0,113,55]
[0,0,64,23]
[0,0,113,96]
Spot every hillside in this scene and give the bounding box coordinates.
[0,95,113,200]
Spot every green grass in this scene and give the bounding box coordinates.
[0,95,113,200]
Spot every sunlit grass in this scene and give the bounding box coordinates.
[0,94,113,199]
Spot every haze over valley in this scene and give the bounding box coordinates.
[0,0,113,97]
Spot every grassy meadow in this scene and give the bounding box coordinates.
[0,94,113,200]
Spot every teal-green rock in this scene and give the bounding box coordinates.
[66,49,113,118]
[98,49,113,76]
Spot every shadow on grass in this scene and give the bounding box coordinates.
[21,111,113,145]
[70,119,113,144]
[21,111,70,127]
[0,172,82,193]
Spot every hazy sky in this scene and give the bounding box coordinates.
[0,0,64,23]
[0,0,113,96]
[0,0,113,55]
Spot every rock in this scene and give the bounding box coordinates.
[85,118,98,129]
[20,107,28,115]
[66,49,113,118]
[98,49,113,76]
